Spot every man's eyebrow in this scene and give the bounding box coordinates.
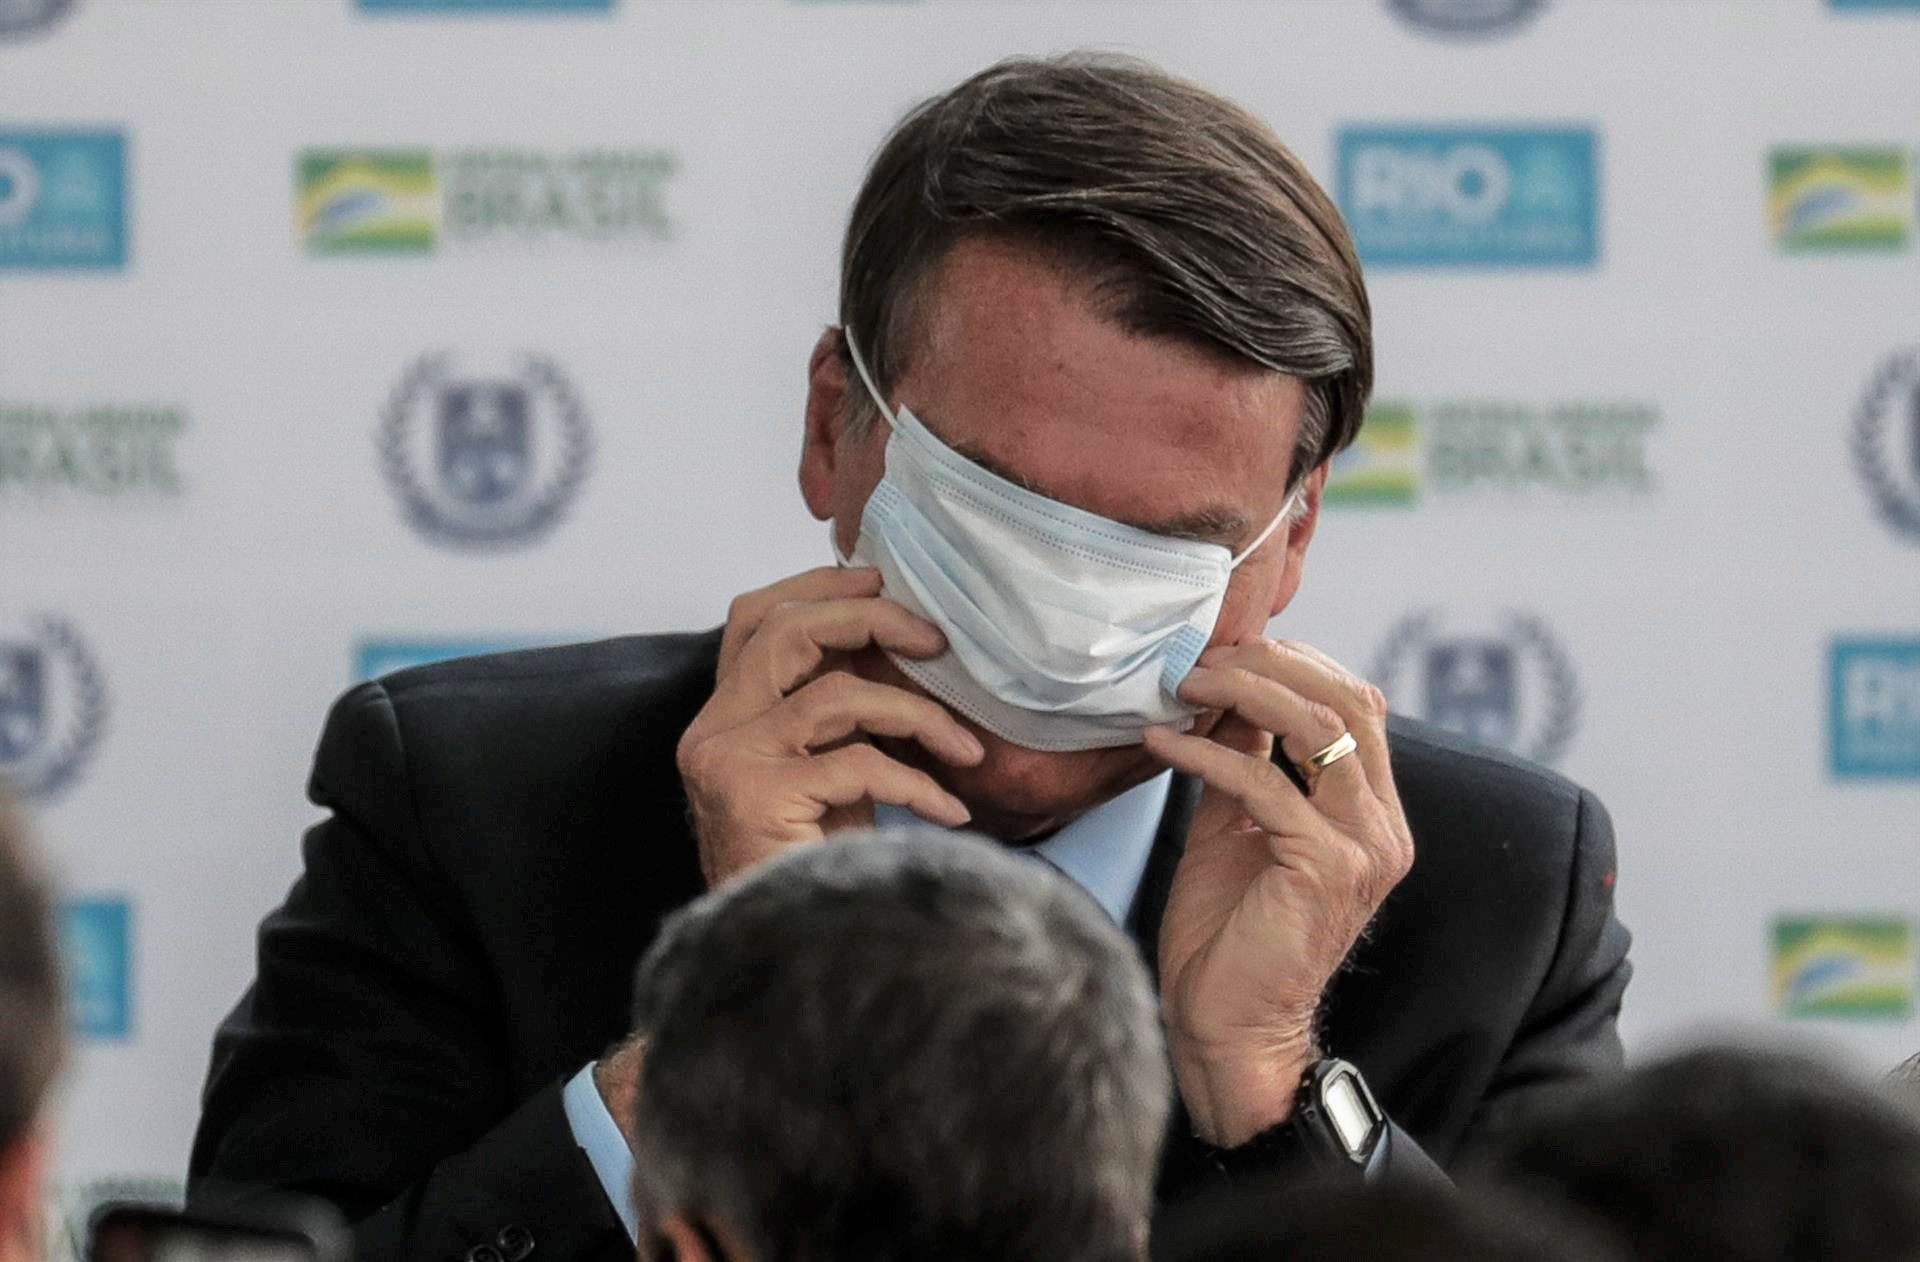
[944,434,1253,546]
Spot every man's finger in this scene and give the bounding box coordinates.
[779,672,985,767]
[718,565,884,679]
[805,742,972,828]
[1175,665,1370,802]
[705,597,947,733]
[1196,639,1393,792]
[1141,725,1321,839]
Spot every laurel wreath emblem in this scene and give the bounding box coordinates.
[1851,349,1920,543]
[1370,608,1580,767]
[0,615,109,803]
[376,352,594,551]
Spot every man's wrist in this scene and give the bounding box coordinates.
[1169,1034,1319,1150]
[593,1035,648,1148]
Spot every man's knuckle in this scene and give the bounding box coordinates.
[1252,756,1291,796]
[1355,681,1390,720]
[1306,701,1345,736]
[677,733,727,783]
[725,591,762,627]
[762,600,806,634]
[811,671,859,706]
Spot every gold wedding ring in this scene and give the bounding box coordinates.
[1305,731,1358,774]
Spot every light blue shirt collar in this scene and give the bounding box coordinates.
[876,770,1171,925]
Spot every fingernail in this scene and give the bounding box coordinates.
[949,799,973,825]
[959,730,986,760]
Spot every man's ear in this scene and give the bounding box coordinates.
[0,1126,49,1262]
[799,326,852,522]
[1268,463,1328,619]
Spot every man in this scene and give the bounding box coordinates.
[617,828,1170,1261]
[1,790,61,1262]
[190,54,1631,1261]
[1484,1045,1920,1261]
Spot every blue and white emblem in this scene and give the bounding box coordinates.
[1372,610,1580,766]
[377,352,592,549]
[1424,639,1518,750]
[0,615,108,802]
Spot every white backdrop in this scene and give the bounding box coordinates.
[4,0,1918,1249]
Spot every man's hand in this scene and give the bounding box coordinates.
[676,565,986,888]
[1145,638,1414,1149]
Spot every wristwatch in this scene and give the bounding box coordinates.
[1209,1057,1387,1181]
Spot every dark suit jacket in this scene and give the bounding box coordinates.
[189,631,1630,1262]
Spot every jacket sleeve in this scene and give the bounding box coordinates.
[1465,786,1632,1150]
[187,682,631,1262]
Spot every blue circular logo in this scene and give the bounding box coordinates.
[1388,0,1547,37]
[0,0,73,40]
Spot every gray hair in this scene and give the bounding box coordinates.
[625,828,1171,1262]
[837,52,1373,491]
[0,786,61,1150]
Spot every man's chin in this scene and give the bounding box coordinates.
[874,733,1161,844]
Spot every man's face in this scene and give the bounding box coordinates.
[800,237,1323,841]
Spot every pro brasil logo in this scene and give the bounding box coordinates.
[1770,147,1912,252]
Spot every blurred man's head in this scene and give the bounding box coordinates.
[0,790,60,1262]
[1152,1181,1624,1262]
[624,829,1172,1262]
[798,53,1371,839]
[1488,1044,1920,1262]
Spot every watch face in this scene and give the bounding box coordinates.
[1322,1072,1377,1158]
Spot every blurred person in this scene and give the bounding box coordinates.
[1486,1044,1920,1261]
[1150,1181,1624,1262]
[191,54,1631,1261]
[1894,1051,1920,1087]
[0,790,61,1262]
[617,828,1169,1262]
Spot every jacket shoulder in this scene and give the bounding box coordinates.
[1382,712,1606,910]
[374,630,723,709]
[337,630,724,858]
[1386,713,1586,822]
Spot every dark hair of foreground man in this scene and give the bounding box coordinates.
[621,828,1173,1262]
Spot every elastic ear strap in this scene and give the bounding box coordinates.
[842,328,896,429]
[1229,486,1303,569]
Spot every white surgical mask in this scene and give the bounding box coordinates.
[835,332,1297,753]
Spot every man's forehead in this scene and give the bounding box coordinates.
[932,424,1255,546]
[896,237,1303,545]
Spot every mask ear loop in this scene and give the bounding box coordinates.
[1227,486,1302,569]
[842,329,898,431]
